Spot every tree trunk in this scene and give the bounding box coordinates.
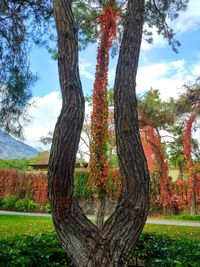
[48,1,150,266]
[95,189,107,229]
[178,163,184,180]
[190,175,197,214]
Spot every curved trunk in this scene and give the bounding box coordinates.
[48,0,150,266]
[183,113,197,214]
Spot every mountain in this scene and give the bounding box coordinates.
[0,129,38,159]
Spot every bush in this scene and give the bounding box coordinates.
[15,197,38,212]
[0,158,30,171]
[2,195,18,210]
[131,232,200,266]
[0,233,70,267]
[73,170,93,199]
[45,203,51,213]
[0,232,199,266]
[174,214,200,221]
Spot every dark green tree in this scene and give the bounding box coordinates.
[0,0,53,136]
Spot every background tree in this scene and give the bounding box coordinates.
[175,79,200,214]
[138,89,175,211]
[0,0,53,136]
[168,125,185,180]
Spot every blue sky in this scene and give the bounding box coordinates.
[24,0,200,149]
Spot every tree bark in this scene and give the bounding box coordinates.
[190,174,197,214]
[95,189,107,229]
[48,0,150,266]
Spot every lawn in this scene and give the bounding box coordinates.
[144,224,200,241]
[150,214,200,221]
[1,214,200,241]
[0,215,54,237]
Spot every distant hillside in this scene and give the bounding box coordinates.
[0,129,38,159]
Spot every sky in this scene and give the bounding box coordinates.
[23,0,200,150]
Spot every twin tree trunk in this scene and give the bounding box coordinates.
[48,0,150,266]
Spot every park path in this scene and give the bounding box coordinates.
[1,210,200,227]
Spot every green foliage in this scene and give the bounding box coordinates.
[0,233,70,267]
[138,89,175,129]
[160,214,200,222]
[15,198,38,212]
[109,154,119,168]
[175,78,200,115]
[73,171,93,199]
[29,151,49,164]
[0,1,53,136]
[131,232,200,266]
[0,158,30,171]
[73,1,99,50]
[2,195,18,210]
[45,203,52,214]
[0,232,199,267]
[168,125,185,173]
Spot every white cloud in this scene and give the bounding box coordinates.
[191,63,200,76]
[136,59,196,99]
[24,92,62,149]
[23,93,94,152]
[79,57,94,80]
[141,0,200,51]
[172,0,200,34]
[141,27,167,51]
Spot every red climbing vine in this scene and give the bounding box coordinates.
[89,0,118,193]
[141,125,172,209]
[182,112,197,213]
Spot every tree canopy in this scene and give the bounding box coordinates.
[0,0,53,136]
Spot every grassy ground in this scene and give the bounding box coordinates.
[144,224,200,240]
[0,215,54,237]
[1,214,200,241]
[149,214,200,221]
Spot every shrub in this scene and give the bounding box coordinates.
[131,232,200,266]
[15,197,38,212]
[174,214,200,221]
[0,158,30,171]
[0,233,70,267]
[73,170,93,199]
[2,194,18,210]
[45,203,51,213]
[0,232,199,266]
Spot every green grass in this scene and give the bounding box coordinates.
[144,224,200,241]
[0,214,200,241]
[150,214,200,221]
[0,215,54,237]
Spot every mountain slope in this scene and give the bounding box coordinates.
[0,129,38,159]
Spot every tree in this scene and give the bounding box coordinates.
[0,0,53,136]
[138,89,175,210]
[48,1,150,265]
[89,0,118,229]
[48,0,188,266]
[168,125,185,180]
[176,79,200,214]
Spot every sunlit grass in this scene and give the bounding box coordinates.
[0,214,200,241]
[0,215,54,237]
[143,224,200,241]
[149,214,200,222]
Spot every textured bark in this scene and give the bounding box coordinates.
[95,189,107,229]
[48,0,150,266]
[190,175,197,214]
